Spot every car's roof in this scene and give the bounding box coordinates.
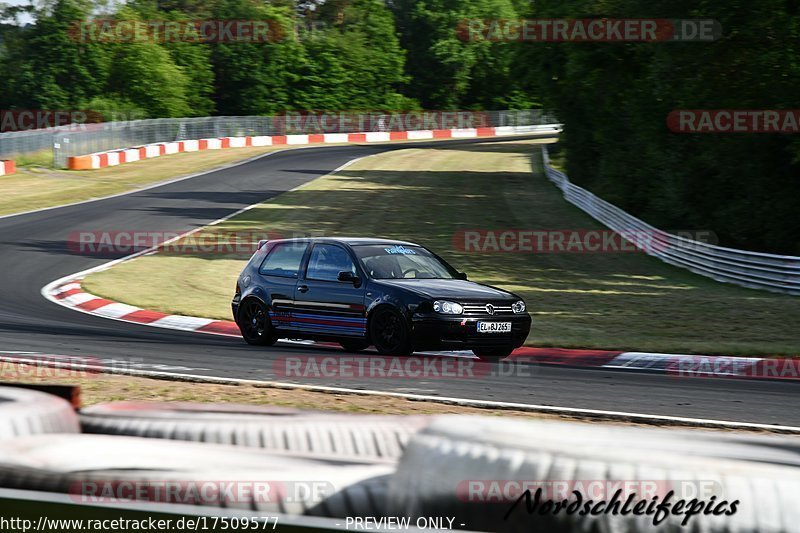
[272,237,421,247]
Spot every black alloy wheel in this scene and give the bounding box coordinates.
[239,299,278,346]
[370,307,413,356]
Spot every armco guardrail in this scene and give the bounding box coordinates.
[542,146,800,295]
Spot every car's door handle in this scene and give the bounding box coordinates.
[297,285,309,293]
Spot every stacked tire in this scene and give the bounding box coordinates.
[0,393,423,521]
[79,401,430,461]
[388,415,800,533]
[0,433,393,517]
[0,386,80,439]
[4,384,800,532]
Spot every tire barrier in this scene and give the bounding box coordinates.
[389,415,800,532]
[0,434,394,518]
[80,401,430,461]
[0,386,80,439]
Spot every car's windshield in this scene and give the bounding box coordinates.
[352,244,457,279]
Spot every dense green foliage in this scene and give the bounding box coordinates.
[0,0,797,253]
[526,0,800,254]
[391,0,534,109]
[0,0,414,115]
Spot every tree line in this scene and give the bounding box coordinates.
[0,0,536,117]
[528,0,800,255]
[1,0,796,254]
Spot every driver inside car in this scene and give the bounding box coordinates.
[364,255,403,279]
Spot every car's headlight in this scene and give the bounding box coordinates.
[512,300,526,314]
[433,300,463,315]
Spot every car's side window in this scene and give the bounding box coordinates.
[306,244,356,282]
[258,243,308,278]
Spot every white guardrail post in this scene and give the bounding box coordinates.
[541,146,800,296]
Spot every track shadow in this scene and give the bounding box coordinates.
[137,190,284,203]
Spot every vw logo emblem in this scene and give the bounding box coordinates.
[485,304,495,315]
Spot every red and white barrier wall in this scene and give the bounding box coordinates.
[67,125,561,171]
[0,160,16,176]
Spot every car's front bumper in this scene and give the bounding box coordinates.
[410,313,531,350]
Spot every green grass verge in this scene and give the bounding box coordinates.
[83,139,800,356]
[0,145,282,216]
[13,148,56,168]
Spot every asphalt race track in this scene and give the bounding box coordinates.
[0,137,796,427]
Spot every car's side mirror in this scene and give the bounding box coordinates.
[338,271,361,286]
[456,272,468,280]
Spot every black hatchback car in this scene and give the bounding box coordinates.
[232,238,531,360]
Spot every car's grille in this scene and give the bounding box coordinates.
[461,303,515,316]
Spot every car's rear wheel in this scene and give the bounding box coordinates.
[238,299,278,346]
[370,307,413,356]
[340,339,370,353]
[471,347,513,363]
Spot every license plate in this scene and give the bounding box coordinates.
[477,321,512,333]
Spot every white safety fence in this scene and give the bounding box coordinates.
[542,146,800,295]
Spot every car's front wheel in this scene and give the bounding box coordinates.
[369,307,413,356]
[238,299,279,346]
[472,347,513,363]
